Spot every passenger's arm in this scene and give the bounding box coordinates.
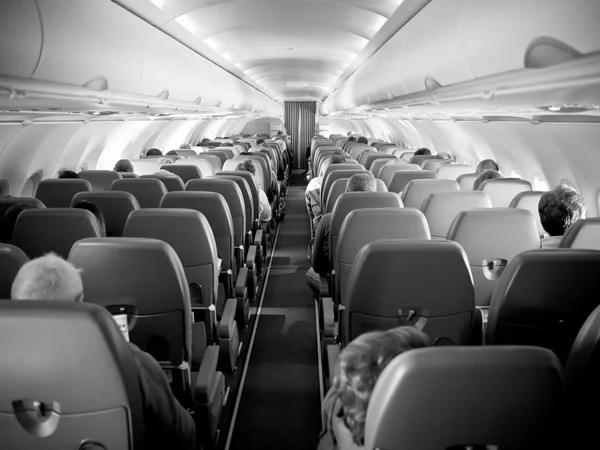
[129,344,196,450]
[312,214,332,276]
[259,189,272,222]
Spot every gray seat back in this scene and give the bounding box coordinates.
[123,209,218,308]
[216,171,259,223]
[175,158,214,177]
[139,173,185,192]
[13,208,103,259]
[0,243,28,298]
[421,159,452,171]
[365,346,567,450]
[35,179,94,208]
[436,164,476,180]
[509,191,546,237]
[400,179,459,210]
[447,208,540,306]
[78,170,123,191]
[457,172,479,190]
[72,191,140,237]
[321,169,370,211]
[388,170,438,194]
[486,249,600,363]
[187,155,222,173]
[480,178,533,207]
[371,157,398,178]
[0,301,145,449]
[160,164,202,183]
[0,179,9,197]
[110,178,167,208]
[215,172,256,225]
[559,217,600,250]
[69,237,192,366]
[378,164,420,186]
[345,240,474,346]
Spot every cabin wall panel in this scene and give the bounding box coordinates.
[0,123,83,195]
[242,119,280,136]
[0,0,42,77]
[57,121,122,172]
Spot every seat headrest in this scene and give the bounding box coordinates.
[436,164,476,180]
[110,178,167,208]
[480,178,533,207]
[486,248,600,361]
[0,197,45,219]
[120,172,139,178]
[421,191,492,238]
[0,243,28,298]
[509,190,546,236]
[400,179,459,210]
[79,170,123,191]
[447,208,540,266]
[139,173,185,192]
[71,191,140,237]
[379,162,420,182]
[0,300,145,445]
[13,208,103,258]
[185,178,245,218]
[337,208,430,269]
[408,155,435,166]
[129,159,162,175]
[35,179,94,208]
[69,237,191,359]
[559,217,600,250]
[160,164,202,183]
[388,170,438,194]
[456,172,479,190]
[331,192,404,236]
[176,158,215,177]
[421,159,452,171]
[123,208,218,272]
[365,346,567,450]
[190,154,223,172]
[175,149,198,157]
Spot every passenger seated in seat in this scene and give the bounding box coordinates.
[539,184,586,248]
[414,148,431,156]
[357,137,368,144]
[476,158,500,173]
[72,200,106,236]
[58,170,81,179]
[236,160,272,222]
[319,152,346,178]
[10,254,196,450]
[114,159,134,173]
[318,326,430,450]
[306,156,346,225]
[306,173,377,298]
[179,143,192,149]
[0,202,41,243]
[473,169,503,190]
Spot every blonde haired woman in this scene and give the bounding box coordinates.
[318,326,430,450]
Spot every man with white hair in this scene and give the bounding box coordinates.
[11,253,196,450]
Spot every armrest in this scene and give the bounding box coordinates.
[319,274,330,298]
[245,245,257,271]
[254,229,263,248]
[235,266,248,299]
[322,297,336,338]
[235,245,245,270]
[218,298,237,339]
[193,345,220,404]
[326,344,340,384]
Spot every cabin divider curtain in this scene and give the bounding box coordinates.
[284,101,316,169]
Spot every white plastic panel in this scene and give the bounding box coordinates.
[0,0,42,77]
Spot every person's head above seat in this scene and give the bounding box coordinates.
[11,253,83,302]
[179,143,191,150]
[473,170,503,190]
[346,172,377,192]
[348,136,356,142]
[329,326,430,447]
[414,148,431,156]
[357,137,368,144]
[256,139,265,145]
[72,199,106,236]
[145,148,162,157]
[329,156,346,166]
[235,160,256,175]
[113,159,134,173]
[436,152,452,160]
[538,184,586,237]
[58,170,80,179]
[476,158,500,173]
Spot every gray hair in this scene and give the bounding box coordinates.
[346,173,377,192]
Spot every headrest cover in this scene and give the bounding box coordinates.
[365,346,567,450]
[447,208,540,265]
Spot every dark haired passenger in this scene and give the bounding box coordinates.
[0,202,41,243]
[347,136,356,142]
[414,148,431,156]
[113,159,134,173]
[58,170,81,179]
[166,150,179,156]
[72,200,106,237]
[146,148,163,156]
[235,160,272,222]
[179,143,192,150]
[539,185,587,248]
[473,170,503,190]
[476,159,500,173]
[356,137,368,144]
[306,173,378,297]
[10,254,196,450]
[318,326,430,450]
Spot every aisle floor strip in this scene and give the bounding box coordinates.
[224,224,282,450]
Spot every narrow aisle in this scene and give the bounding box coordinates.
[227,170,322,449]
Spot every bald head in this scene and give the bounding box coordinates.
[11,253,83,302]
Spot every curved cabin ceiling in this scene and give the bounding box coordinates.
[114,0,429,103]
